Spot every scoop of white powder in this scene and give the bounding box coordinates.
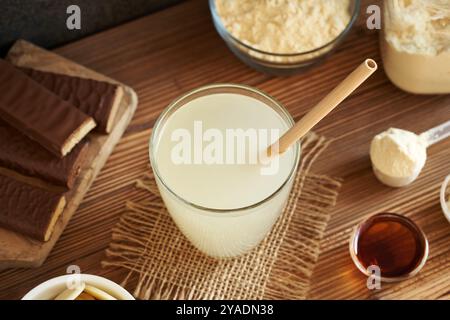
[370,128,427,187]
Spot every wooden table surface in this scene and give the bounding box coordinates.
[1,0,449,299]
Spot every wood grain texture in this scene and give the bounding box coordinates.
[0,0,448,299]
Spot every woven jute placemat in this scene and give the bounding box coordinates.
[102,133,342,299]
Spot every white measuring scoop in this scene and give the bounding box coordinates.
[371,120,450,187]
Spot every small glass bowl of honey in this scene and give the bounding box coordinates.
[349,212,428,282]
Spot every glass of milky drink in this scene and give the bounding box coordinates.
[149,84,300,258]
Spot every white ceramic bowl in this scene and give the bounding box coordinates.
[22,274,134,300]
[440,174,450,223]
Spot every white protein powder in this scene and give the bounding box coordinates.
[384,0,450,55]
[381,0,450,93]
[370,128,427,178]
[215,0,352,58]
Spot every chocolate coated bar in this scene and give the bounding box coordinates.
[0,120,89,188]
[0,173,66,241]
[0,59,96,157]
[21,67,123,133]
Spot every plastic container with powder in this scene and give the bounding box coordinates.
[381,0,450,94]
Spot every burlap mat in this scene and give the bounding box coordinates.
[102,133,341,299]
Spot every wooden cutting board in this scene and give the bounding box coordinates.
[0,40,138,269]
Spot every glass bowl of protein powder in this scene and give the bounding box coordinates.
[210,0,360,75]
[440,174,450,223]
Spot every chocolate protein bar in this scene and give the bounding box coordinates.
[21,67,123,133]
[0,120,89,188]
[0,173,66,241]
[0,59,96,157]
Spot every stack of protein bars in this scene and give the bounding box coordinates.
[0,59,123,241]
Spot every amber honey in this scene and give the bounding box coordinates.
[350,213,428,281]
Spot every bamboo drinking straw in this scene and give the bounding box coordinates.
[268,59,378,156]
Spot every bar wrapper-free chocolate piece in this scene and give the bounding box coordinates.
[21,67,124,133]
[0,120,89,188]
[0,173,66,241]
[0,59,96,157]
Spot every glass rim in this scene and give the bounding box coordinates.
[209,0,361,58]
[440,174,450,223]
[349,212,429,282]
[149,83,301,214]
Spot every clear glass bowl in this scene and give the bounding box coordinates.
[440,174,450,223]
[209,0,361,76]
[349,212,428,282]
